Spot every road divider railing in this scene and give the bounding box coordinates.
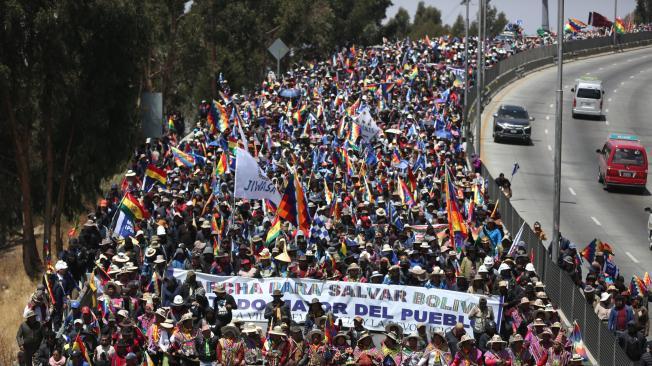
[465,32,652,366]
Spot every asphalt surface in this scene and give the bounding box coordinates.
[481,46,652,283]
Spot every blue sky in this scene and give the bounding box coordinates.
[385,0,636,34]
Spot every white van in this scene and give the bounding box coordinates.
[571,78,604,118]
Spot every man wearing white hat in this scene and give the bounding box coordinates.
[51,260,72,330]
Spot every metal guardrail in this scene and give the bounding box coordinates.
[464,32,652,365]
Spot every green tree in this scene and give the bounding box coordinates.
[0,0,150,275]
[382,7,412,40]
[410,1,445,39]
[635,0,652,23]
[450,14,466,38]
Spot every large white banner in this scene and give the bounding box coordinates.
[173,269,502,337]
[234,148,282,205]
[354,109,381,143]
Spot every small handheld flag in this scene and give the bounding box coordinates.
[511,162,520,178]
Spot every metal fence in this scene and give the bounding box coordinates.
[463,33,652,365]
[473,161,633,365]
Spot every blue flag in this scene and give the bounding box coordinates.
[511,162,520,177]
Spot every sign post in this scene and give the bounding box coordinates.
[267,38,289,77]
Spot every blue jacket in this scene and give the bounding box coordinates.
[608,305,634,331]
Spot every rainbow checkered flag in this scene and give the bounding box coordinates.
[569,320,587,360]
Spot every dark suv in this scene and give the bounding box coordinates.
[492,104,534,143]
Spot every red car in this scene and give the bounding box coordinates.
[596,134,648,191]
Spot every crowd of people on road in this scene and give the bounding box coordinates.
[15,25,652,366]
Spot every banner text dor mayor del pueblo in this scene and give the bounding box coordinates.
[174,269,503,336]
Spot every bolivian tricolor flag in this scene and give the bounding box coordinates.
[266,215,281,245]
[215,152,228,175]
[409,65,419,80]
[142,164,167,192]
[73,334,93,366]
[119,193,149,220]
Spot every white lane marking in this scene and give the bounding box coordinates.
[569,187,576,196]
[625,251,640,263]
[599,67,604,70]
[614,89,618,93]
[591,216,602,226]
[630,75,634,79]
[547,145,552,151]
[612,63,617,66]
[546,116,550,120]
[549,103,554,108]
[620,81,625,85]
[606,120,609,125]
[545,129,549,135]
[605,108,609,113]
[608,98,612,102]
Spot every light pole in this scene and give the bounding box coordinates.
[542,0,550,31]
[475,0,485,156]
[552,0,564,260]
[613,0,618,48]
[463,0,469,124]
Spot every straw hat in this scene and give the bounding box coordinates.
[356,331,373,345]
[259,248,271,260]
[385,331,400,343]
[458,334,475,346]
[269,326,287,337]
[486,334,506,346]
[384,323,403,337]
[221,322,240,337]
[307,328,323,340]
[160,318,174,329]
[274,244,292,263]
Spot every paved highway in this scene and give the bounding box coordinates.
[481,46,652,282]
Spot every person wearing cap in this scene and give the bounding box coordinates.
[483,334,511,365]
[62,300,82,332]
[450,335,482,366]
[16,309,43,366]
